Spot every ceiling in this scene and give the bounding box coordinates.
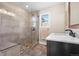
[1,2,65,12]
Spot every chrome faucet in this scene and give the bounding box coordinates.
[65,29,76,37]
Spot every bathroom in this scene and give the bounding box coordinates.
[0,2,79,56]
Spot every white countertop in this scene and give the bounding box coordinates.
[46,33,79,44]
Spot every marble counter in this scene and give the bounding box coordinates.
[46,33,79,44]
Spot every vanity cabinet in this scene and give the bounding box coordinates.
[47,40,79,56]
[47,41,70,56]
[69,44,79,55]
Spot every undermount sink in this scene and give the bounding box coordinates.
[46,33,79,44]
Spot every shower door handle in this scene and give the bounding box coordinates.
[32,27,35,31]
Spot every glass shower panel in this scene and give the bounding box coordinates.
[0,3,32,50]
[0,3,39,52]
[31,14,39,47]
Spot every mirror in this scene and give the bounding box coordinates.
[66,2,79,29]
[70,2,79,29]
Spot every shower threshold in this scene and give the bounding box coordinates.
[0,42,18,51]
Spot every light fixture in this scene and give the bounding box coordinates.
[25,5,29,8]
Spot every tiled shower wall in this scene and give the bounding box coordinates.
[0,3,32,50]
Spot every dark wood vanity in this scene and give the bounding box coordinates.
[47,40,79,56]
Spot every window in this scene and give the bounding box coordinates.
[41,14,48,26]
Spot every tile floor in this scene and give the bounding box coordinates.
[0,44,47,56]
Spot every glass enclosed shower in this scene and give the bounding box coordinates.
[0,2,39,52]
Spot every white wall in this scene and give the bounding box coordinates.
[39,3,65,33]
